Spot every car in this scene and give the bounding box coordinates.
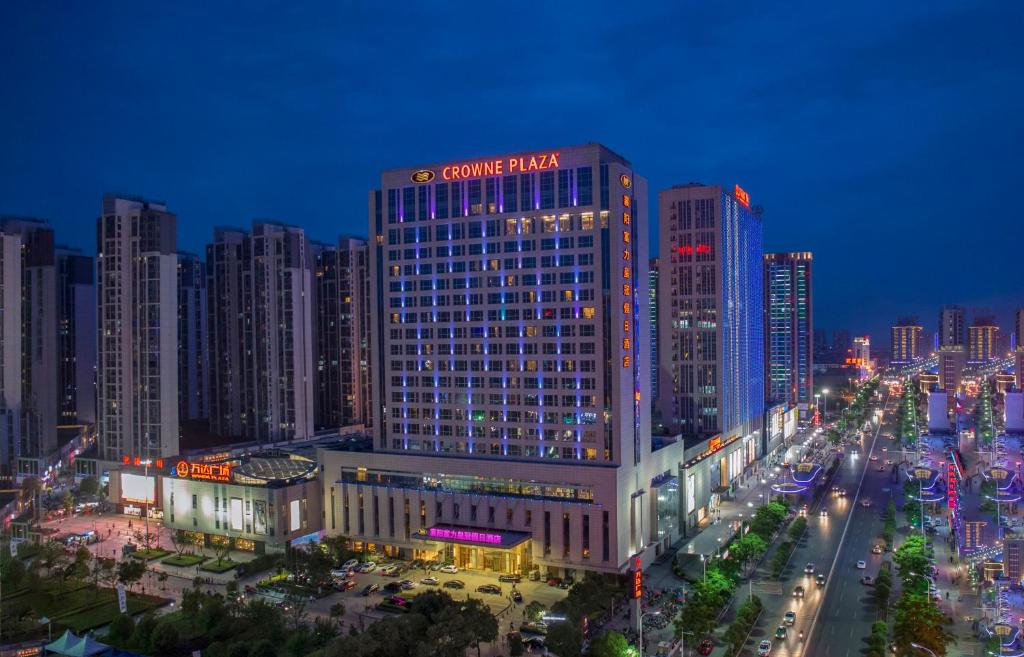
[361,583,380,596]
[512,590,523,603]
[881,446,888,452]
[837,488,846,497]
[356,561,377,573]
[384,582,403,594]
[870,455,878,461]
[499,574,522,583]
[522,636,546,651]
[385,595,409,607]
[439,564,459,574]
[856,560,867,569]
[476,584,503,595]
[697,639,714,656]
[793,585,805,598]
[334,579,357,592]
[804,563,816,574]
[783,610,796,625]
[877,465,886,471]
[341,559,359,571]
[775,626,788,640]
[820,509,828,517]
[409,559,423,569]
[443,579,465,589]
[832,485,840,494]
[816,574,826,585]
[428,561,444,571]
[884,459,893,465]
[330,568,352,579]
[861,499,872,507]
[558,580,572,590]
[400,579,417,590]
[379,565,400,576]
[758,640,773,656]
[421,576,440,586]
[547,577,563,587]
[861,575,874,586]
[872,544,883,554]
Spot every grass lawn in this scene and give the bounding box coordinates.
[1,582,167,635]
[57,592,166,632]
[130,548,172,561]
[200,558,238,573]
[162,553,207,567]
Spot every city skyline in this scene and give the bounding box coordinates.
[2,3,1023,340]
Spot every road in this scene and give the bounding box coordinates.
[732,392,887,657]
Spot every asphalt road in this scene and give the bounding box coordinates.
[734,395,887,657]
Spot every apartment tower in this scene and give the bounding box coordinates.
[177,251,210,421]
[890,318,923,365]
[96,195,179,462]
[763,252,813,416]
[56,247,96,425]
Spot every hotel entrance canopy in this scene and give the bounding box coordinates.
[414,525,531,549]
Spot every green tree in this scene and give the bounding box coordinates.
[892,592,955,656]
[107,612,135,643]
[509,632,525,657]
[462,597,498,657]
[130,613,159,652]
[524,600,547,622]
[1,553,26,589]
[322,535,355,567]
[313,616,340,646]
[546,621,583,657]
[117,557,147,592]
[894,535,930,593]
[329,602,346,620]
[79,476,100,497]
[63,489,75,515]
[150,619,181,656]
[589,630,631,657]
[250,639,279,657]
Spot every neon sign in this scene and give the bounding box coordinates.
[426,527,502,545]
[947,461,957,509]
[734,184,750,208]
[440,152,561,181]
[632,557,643,599]
[674,244,711,257]
[174,460,231,483]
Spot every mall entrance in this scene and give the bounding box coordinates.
[413,526,533,575]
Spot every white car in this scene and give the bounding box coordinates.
[356,561,377,573]
[783,611,796,625]
[856,560,867,569]
[861,499,872,507]
[330,568,351,578]
[340,559,359,571]
[758,640,773,656]
[804,563,815,574]
[439,564,459,574]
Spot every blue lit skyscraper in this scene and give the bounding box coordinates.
[649,258,659,405]
[764,252,813,417]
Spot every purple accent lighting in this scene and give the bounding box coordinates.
[427,527,503,544]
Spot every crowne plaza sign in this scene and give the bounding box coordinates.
[410,152,562,182]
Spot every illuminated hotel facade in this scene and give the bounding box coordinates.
[319,144,686,576]
[890,318,923,364]
[763,252,813,417]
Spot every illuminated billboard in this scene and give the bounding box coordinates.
[121,473,156,504]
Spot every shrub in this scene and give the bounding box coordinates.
[150,620,181,656]
[106,612,135,643]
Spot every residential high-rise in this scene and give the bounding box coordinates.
[1016,308,1024,390]
[321,145,684,576]
[312,237,372,430]
[56,246,96,426]
[96,195,179,462]
[649,258,659,404]
[890,318,923,364]
[207,222,314,443]
[852,336,872,379]
[938,305,965,349]
[177,252,209,421]
[658,183,765,441]
[763,252,813,416]
[0,218,57,480]
[968,316,999,364]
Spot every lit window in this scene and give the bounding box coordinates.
[582,307,596,320]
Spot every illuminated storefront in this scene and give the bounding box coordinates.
[412,526,533,574]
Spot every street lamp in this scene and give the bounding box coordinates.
[910,642,938,657]
[680,630,695,657]
[638,610,660,657]
[700,554,708,582]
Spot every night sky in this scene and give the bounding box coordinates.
[2,2,1022,344]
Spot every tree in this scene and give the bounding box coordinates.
[894,535,930,593]
[589,630,631,657]
[329,602,346,620]
[250,639,279,657]
[130,613,159,652]
[283,592,309,630]
[322,535,355,567]
[170,529,192,557]
[461,597,498,657]
[37,540,67,578]
[150,619,181,656]
[313,616,340,646]
[524,600,547,622]
[1,553,26,589]
[118,557,147,592]
[892,592,955,656]
[509,633,524,657]
[79,476,100,497]
[546,621,583,657]
[63,489,75,515]
[213,537,232,566]
[107,612,135,643]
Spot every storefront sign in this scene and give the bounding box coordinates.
[632,557,642,599]
[947,462,957,509]
[440,152,561,181]
[427,527,502,545]
[175,460,231,483]
[734,184,750,208]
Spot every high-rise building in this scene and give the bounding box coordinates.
[649,258,659,405]
[938,305,965,349]
[0,218,57,480]
[763,252,813,416]
[1015,308,1024,390]
[852,336,871,379]
[832,330,851,353]
[658,183,764,441]
[312,236,372,430]
[177,251,209,421]
[321,145,684,576]
[207,222,314,443]
[96,195,179,463]
[968,316,999,364]
[56,246,96,426]
[890,318,923,364]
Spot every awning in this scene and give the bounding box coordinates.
[45,630,80,655]
[413,525,531,549]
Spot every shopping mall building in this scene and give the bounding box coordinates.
[107,450,322,555]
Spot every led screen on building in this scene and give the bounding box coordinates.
[230,498,243,531]
[289,499,301,532]
[121,473,156,503]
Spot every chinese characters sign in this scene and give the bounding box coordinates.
[175,460,231,483]
[426,527,502,545]
[632,557,643,599]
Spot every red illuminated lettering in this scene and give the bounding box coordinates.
[442,152,559,181]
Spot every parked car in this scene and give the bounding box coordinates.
[439,564,459,574]
[528,571,541,581]
[380,564,400,576]
[361,583,380,596]
[860,499,872,507]
[384,582,403,594]
[400,579,417,590]
[499,574,522,583]
[546,577,563,587]
[476,584,502,595]
[443,579,465,589]
[356,562,377,573]
[341,559,359,571]
[421,576,440,586]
